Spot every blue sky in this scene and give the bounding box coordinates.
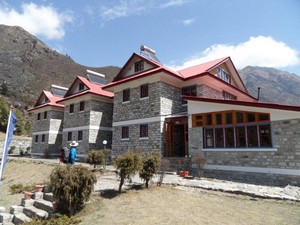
[1,0,300,75]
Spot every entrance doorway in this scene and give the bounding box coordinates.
[164,116,188,157]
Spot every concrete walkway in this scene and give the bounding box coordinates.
[96,172,300,201]
[9,156,300,202]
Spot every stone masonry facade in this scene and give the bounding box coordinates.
[31,110,63,155]
[62,99,113,155]
[188,119,300,186]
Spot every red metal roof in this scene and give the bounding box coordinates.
[28,90,64,112]
[177,57,228,78]
[184,96,300,112]
[103,55,241,90]
[58,76,113,103]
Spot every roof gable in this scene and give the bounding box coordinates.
[29,90,64,112]
[179,57,247,92]
[113,53,161,82]
[62,76,113,101]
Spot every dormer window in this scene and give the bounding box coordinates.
[79,82,85,91]
[217,67,231,84]
[135,60,144,72]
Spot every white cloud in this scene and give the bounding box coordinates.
[182,18,194,26]
[100,0,149,22]
[160,0,189,9]
[0,3,73,40]
[100,0,190,23]
[171,36,300,70]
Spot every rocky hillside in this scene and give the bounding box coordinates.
[239,66,300,105]
[0,25,119,107]
[1,24,300,109]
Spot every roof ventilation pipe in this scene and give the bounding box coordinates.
[256,87,261,101]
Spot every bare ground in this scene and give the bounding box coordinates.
[1,159,300,225]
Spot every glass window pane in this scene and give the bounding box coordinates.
[205,129,214,147]
[215,113,222,125]
[236,127,246,147]
[225,112,233,124]
[259,124,271,147]
[215,128,224,147]
[247,113,256,122]
[247,125,258,147]
[258,113,269,121]
[236,112,244,123]
[225,127,234,147]
[205,114,212,125]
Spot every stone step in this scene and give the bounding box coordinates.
[12,212,32,225]
[0,213,13,223]
[23,205,48,219]
[0,222,14,225]
[34,199,54,215]
[43,193,53,202]
[9,206,23,215]
[21,198,34,207]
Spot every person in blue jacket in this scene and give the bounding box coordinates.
[69,141,78,164]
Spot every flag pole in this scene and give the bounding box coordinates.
[0,110,16,183]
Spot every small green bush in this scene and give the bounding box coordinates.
[86,150,104,169]
[50,165,97,216]
[9,183,36,194]
[139,152,161,188]
[113,151,141,193]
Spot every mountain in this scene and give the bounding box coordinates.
[1,24,300,109]
[239,66,300,105]
[0,25,120,107]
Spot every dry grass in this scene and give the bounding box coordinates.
[78,186,300,225]
[1,159,300,225]
[0,159,55,210]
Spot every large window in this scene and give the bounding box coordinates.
[193,110,272,149]
[140,84,149,99]
[217,67,231,84]
[123,89,130,102]
[135,60,144,72]
[182,85,196,104]
[203,124,272,148]
[122,126,129,139]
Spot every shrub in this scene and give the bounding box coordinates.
[139,152,161,188]
[86,150,104,169]
[9,183,36,194]
[113,151,141,193]
[50,165,97,216]
[157,158,170,186]
[192,156,207,178]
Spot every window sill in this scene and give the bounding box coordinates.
[203,148,277,152]
[122,101,130,104]
[139,137,149,140]
[121,138,130,141]
[140,97,149,100]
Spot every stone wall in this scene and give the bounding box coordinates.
[197,84,223,99]
[31,110,63,155]
[62,99,113,155]
[112,122,162,156]
[188,119,300,186]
